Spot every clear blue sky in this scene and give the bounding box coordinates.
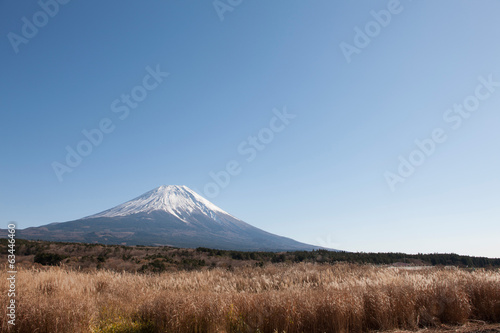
[1,0,499,257]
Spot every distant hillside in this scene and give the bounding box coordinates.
[2,185,322,251]
[3,239,499,273]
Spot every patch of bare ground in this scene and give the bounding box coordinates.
[393,321,500,332]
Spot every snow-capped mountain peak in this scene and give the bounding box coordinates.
[15,184,324,251]
[87,185,230,222]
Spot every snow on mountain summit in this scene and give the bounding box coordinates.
[16,184,321,251]
[87,185,230,223]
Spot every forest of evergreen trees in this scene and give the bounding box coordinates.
[196,247,500,268]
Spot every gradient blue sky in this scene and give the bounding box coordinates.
[1,0,499,257]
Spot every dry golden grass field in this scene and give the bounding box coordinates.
[1,263,499,333]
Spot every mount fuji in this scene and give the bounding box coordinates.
[9,185,322,251]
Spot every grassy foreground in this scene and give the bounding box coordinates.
[1,263,499,333]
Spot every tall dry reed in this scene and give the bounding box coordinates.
[0,263,499,332]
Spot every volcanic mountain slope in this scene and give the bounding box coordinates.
[9,185,323,251]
